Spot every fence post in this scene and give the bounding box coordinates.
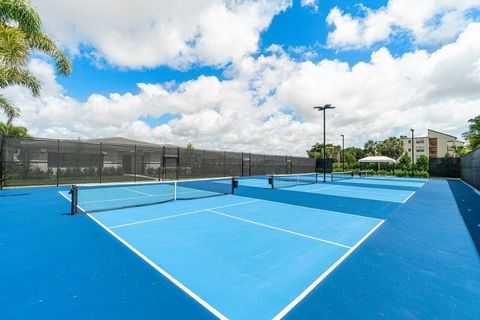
[0,134,4,189]
[162,146,166,181]
[134,144,137,182]
[56,139,60,187]
[99,143,103,184]
[249,153,252,176]
[176,147,180,180]
[223,151,227,177]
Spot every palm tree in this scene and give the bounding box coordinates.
[363,140,377,156]
[0,0,72,124]
[0,122,30,137]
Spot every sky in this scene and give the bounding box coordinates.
[3,0,480,156]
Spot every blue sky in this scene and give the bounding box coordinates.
[58,0,418,102]
[5,0,480,155]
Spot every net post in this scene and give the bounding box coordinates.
[69,185,78,215]
[174,181,177,200]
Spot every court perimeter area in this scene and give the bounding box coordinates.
[1,177,479,319]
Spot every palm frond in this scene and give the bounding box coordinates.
[0,0,41,35]
[0,66,41,96]
[0,94,20,124]
[0,24,29,66]
[28,32,72,75]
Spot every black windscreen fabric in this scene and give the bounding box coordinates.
[0,137,316,187]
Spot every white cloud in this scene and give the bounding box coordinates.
[300,0,319,11]
[326,0,480,49]
[32,0,290,69]
[3,23,480,156]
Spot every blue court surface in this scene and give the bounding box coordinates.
[1,176,479,319]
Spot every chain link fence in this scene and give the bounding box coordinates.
[461,148,480,189]
[0,136,316,188]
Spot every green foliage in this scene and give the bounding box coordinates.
[463,115,480,150]
[0,122,29,137]
[376,137,404,159]
[307,143,341,161]
[363,140,377,156]
[451,144,468,157]
[186,142,194,150]
[0,0,72,123]
[398,153,412,170]
[416,155,429,172]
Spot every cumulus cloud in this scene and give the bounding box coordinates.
[3,23,480,156]
[326,0,480,49]
[32,0,290,69]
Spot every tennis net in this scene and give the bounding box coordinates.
[331,172,354,182]
[270,173,318,189]
[359,170,374,178]
[69,177,234,214]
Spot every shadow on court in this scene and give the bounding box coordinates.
[447,180,480,255]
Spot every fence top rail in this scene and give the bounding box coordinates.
[2,136,313,160]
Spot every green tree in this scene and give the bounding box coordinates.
[0,122,29,137]
[451,144,468,157]
[307,143,341,160]
[0,0,72,123]
[363,140,377,156]
[344,147,366,164]
[186,142,194,150]
[398,153,411,170]
[416,155,429,172]
[463,115,480,150]
[376,137,404,159]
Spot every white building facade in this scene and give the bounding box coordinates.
[399,129,465,163]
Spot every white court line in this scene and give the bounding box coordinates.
[402,192,416,203]
[87,212,228,320]
[273,219,385,320]
[460,180,480,196]
[109,199,261,229]
[207,209,351,249]
[58,191,227,320]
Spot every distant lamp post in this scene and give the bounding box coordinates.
[410,128,415,177]
[314,104,335,182]
[341,134,345,172]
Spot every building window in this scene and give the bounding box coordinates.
[416,139,424,144]
[408,148,411,152]
[416,147,425,152]
[408,140,411,144]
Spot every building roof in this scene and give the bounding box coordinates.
[358,156,396,163]
[427,129,458,139]
[82,137,178,148]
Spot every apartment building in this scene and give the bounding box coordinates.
[400,129,465,163]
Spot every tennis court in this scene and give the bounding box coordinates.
[59,175,386,319]
[1,173,479,319]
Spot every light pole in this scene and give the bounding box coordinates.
[341,134,345,172]
[314,104,335,182]
[410,128,415,177]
